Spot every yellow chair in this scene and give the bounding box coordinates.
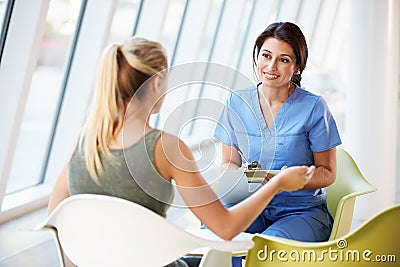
[326,146,376,240]
[245,205,400,266]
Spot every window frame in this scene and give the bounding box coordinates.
[0,0,117,223]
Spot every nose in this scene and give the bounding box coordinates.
[266,58,278,71]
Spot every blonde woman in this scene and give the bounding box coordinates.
[48,37,314,267]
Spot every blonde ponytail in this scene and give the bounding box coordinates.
[79,38,167,182]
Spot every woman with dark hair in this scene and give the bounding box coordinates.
[214,22,341,265]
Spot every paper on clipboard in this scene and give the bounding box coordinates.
[245,169,281,183]
[213,169,262,204]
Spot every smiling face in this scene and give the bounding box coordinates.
[256,37,299,90]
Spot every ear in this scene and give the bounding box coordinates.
[151,75,161,91]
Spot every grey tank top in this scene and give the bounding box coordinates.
[68,129,173,218]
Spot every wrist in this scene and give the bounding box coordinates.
[265,177,282,194]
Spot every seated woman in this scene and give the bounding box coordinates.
[48,36,315,267]
[214,21,342,267]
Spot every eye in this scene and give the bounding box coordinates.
[280,58,290,63]
[261,53,270,59]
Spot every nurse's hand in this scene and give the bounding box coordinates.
[271,165,315,192]
[241,162,250,170]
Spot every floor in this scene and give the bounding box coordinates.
[1,108,399,267]
[0,208,60,266]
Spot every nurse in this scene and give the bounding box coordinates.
[214,22,342,245]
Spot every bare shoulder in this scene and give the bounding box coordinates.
[158,131,181,144]
[158,132,193,159]
[155,131,196,173]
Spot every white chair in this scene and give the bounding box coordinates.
[36,194,254,267]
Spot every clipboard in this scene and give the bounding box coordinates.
[213,170,262,204]
[245,169,281,183]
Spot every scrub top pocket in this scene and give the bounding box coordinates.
[280,132,313,167]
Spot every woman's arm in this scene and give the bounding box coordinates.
[220,142,242,170]
[302,147,336,190]
[47,162,70,214]
[303,97,340,190]
[155,133,312,240]
[47,138,78,214]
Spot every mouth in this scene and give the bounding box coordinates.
[262,72,279,80]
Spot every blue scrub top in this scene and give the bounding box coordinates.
[213,85,342,197]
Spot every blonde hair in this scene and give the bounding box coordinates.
[79,37,168,181]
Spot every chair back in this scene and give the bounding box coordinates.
[244,205,400,266]
[38,194,253,267]
[326,147,376,240]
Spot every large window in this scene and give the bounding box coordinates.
[0,0,359,219]
[0,0,10,59]
[0,0,8,28]
[6,0,83,194]
[106,0,141,45]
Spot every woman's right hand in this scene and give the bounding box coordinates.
[272,165,315,192]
